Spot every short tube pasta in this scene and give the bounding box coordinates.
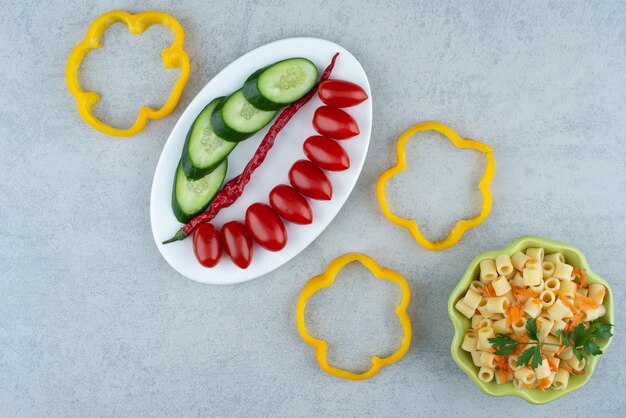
[588,283,606,304]
[478,367,494,383]
[463,289,482,310]
[544,252,565,265]
[547,298,572,321]
[582,305,606,322]
[492,275,512,296]
[559,280,577,300]
[471,315,484,330]
[523,267,542,287]
[462,332,478,352]
[514,367,536,385]
[566,356,586,372]
[529,280,545,295]
[495,255,514,276]
[534,358,551,380]
[544,277,560,292]
[486,297,509,314]
[469,280,486,294]
[508,355,520,370]
[511,317,527,334]
[493,318,511,334]
[553,368,569,390]
[542,261,555,278]
[553,262,574,281]
[538,315,554,340]
[511,272,525,288]
[526,247,544,264]
[477,298,491,318]
[480,352,496,368]
[511,252,530,271]
[539,290,556,308]
[523,298,542,318]
[558,346,574,360]
[550,319,566,336]
[471,351,483,367]
[479,259,498,284]
[477,327,495,350]
[455,300,475,319]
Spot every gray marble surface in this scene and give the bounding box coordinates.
[1,0,625,416]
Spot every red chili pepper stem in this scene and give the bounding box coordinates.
[162,53,340,245]
[162,228,188,244]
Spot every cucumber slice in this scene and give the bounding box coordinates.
[181,97,236,179]
[243,58,318,110]
[211,90,277,141]
[172,160,227,223]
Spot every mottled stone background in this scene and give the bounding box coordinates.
[1,0,624,416]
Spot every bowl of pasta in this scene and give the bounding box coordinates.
[448,235,614,404]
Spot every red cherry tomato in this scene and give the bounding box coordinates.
[318,79,368,108]
[269,185,313,225]
[221,221,253,269]
[312,106,360,140]
[245,203,287,251]
[303,135,350,171]
[193,223,222,268]
[289,159,332,200]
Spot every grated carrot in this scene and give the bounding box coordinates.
[524,383,533,389]
[575,293,599,309]
[556,291,580,314]
[593,287,606,304]
[536,377,551,391]
[547,357,558,372]
[497,367,508,383]
[565,313,583,332]
[485,284,496,297]
[572,268,588,288]
[562,364,585,375]
[505,302,524,327]
[513,286,535,298]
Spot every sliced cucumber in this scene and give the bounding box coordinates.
[181,97,236,180]
[172,160,227,223]
[243,58,318,110]
[211,89,277,141]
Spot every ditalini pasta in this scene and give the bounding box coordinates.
[456,246,610,391]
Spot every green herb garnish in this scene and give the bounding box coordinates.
[489,318,613,369]
[557,321,614,362]
[489,318,560,369]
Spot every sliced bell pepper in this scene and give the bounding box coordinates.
[66,10,190,136]
[296,253,412,380]
[377,121,495,251]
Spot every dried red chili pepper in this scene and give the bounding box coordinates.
[163,53,339,244]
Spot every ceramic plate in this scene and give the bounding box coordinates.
[150,37,372,284]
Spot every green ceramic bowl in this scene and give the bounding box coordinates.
[448,235,614,404]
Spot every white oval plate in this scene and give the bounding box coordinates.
[150,37,372,284]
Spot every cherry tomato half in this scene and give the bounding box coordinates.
[245,203,287,252]
[318,79,368,108]
[303,135,350,171]
[269,184,313,225]
[289,159,332,200]
[312,106,360,140]
[221,221,253,269]
[193,223,222,268]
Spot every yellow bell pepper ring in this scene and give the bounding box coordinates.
[377,121,495,251]
[66,10,190,137]
[296,253,412,380]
